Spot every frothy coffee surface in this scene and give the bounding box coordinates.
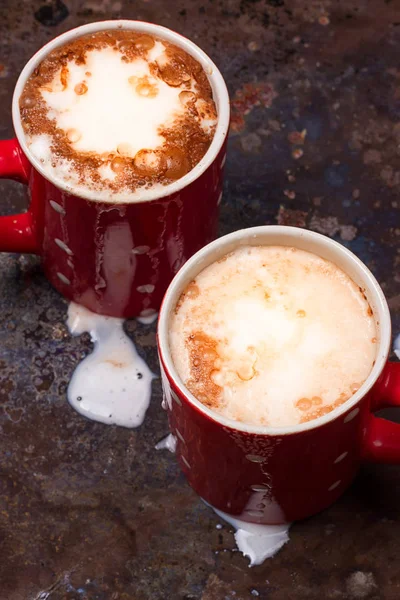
[20,30,217,200]
[170,246,377,428]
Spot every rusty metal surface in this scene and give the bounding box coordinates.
[0,1,400,598]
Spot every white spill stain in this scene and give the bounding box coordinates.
[155,432,177,453]
[212,507,290,566]
[67,302,154,427]
[394,333,400,360]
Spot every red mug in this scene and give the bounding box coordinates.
[0,20,229,318]
[158,226,400,524]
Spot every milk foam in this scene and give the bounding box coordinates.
[22,35,217,200]
[42,45,183,155]
[170,246,377,428]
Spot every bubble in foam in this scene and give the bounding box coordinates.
[135,35,156,51]
[134,149,166,175]
[165,147,190,180]
[74,82,88,95]
[100,152,113,163]
[110,157,126,173]
[67,129,82,143]
[156,53,191,87]
[119,41,135,54]
[163,69,191,87]
[136,80,159,98]
[117,143,134,157]
[119,35,155,55]
[237,363,256,382]
[128,74,159,98]
[179,91,197,106]
[20,95,34,108]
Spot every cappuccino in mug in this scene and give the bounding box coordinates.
[170,245,377,428]
[19,30,217,200]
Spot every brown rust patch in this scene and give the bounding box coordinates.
[288,129,307,145]
[230,82,277,133]
[277,206,308,227]
[292,148,304,159]
[186,331,222,408]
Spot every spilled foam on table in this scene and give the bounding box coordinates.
[155,432,177,452]
[156,432,290,565]
[67,302,155,427]
[211,507,290,566]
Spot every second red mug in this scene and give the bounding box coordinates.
[0,20,230,319]
[158,226,400,524]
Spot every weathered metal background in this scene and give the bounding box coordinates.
[0,0,399,598]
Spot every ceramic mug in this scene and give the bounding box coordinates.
[0,20,229,318]
[157,225,400,524]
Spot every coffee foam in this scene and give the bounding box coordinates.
[170,246,377,428]
[20,31,217,200]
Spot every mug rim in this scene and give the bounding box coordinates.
[158,225,391,436]
[12,19,230,204]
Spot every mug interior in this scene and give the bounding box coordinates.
[158,226,391,436]
[12,20,230,203]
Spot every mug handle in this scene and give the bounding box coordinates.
[0,138,38,253]
[363,361,400,463]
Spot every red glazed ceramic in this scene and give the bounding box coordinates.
[0,20,229,318]
[157,226,400,524]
